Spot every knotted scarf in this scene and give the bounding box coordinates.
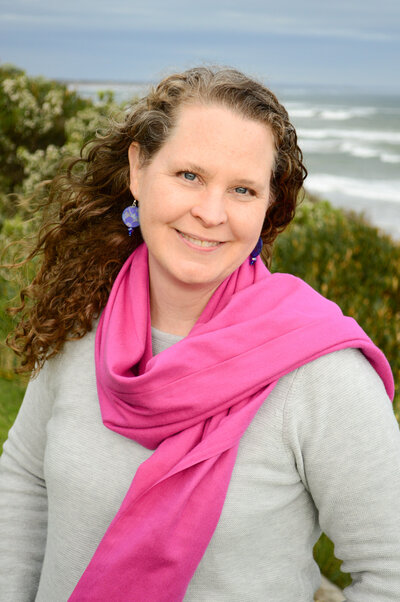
[69,242,394,601]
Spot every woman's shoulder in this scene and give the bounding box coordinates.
[271,347,389,413]
[289,347,390,406]
[293,346,384,388]
[280,347,397,451]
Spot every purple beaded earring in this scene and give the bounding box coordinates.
[122,199,140,236]
[249,237,263,265]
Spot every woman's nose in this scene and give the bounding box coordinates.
[190,190,228,227]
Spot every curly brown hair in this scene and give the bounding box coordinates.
[7,66,307,373]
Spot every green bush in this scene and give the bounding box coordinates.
[0,64,91,206]
[0,376,27,446]
[0,64,121,220]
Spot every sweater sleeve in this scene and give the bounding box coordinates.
[0,366,54,601]
[283,348,400,602]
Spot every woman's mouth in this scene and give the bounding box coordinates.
[177,231,222,248]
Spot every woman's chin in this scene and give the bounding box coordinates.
[171,265,227,289]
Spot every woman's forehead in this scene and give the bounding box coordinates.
[173,102,270,132]
[159,103,275,171]
[164,103,273,151]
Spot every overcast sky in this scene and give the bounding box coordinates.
[1,0,400,90]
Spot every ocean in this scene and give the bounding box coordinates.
[68,81,400,240]
[279,86,400,241]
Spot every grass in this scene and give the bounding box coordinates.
[0,375,26,450]
[313,534,352,590]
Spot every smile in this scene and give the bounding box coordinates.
[177,231,222,248]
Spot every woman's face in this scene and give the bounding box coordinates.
[128,103,275,295]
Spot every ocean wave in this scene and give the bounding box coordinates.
[339,143,400,163]
[381,153,400,163]
[288,108,318,118]
[306,174,400,203]
[340,142,378,158]
[297,128,400,144]
[300,139,339,153]
[300,139,400,163]
[288,105,377,121]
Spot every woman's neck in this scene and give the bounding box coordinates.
[149,277,218,337]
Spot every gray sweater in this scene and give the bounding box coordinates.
[1,327,400,601]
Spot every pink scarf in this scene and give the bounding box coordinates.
[69,242,394,601]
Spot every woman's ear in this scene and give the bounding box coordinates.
[128,142,141,197]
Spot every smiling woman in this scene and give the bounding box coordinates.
[1,66,400,602]
[5,66,305,371]
[128,104,275,334]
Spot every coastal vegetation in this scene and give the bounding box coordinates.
[1,64,399,591]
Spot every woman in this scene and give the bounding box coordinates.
[0,67,399,601]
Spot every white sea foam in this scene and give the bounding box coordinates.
[306,174,400,204]
[288,105,377,121]
[339,142,379,158]
[300,139,340,153]
[320,110,352,120]
[349,107,377,118]
[297,128,400,144]
[300,138,400,163]
[340,145,400,163]
[319,108,376,120]
[381,153,400,163]
[288,108,318,118]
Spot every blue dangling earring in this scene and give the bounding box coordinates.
[122,199,140,236]
[249,237,263,265]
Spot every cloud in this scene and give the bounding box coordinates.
[1,0,399,42]
[1,0,399,89]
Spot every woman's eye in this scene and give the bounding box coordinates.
[235,186,249,195]
[182,172,196,181]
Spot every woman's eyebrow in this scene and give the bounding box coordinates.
[177,162,211,178]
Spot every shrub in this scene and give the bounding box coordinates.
[0,64,91,207]
[0,64,121,218]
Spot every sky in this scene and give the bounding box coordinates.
[1,0,400,91]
